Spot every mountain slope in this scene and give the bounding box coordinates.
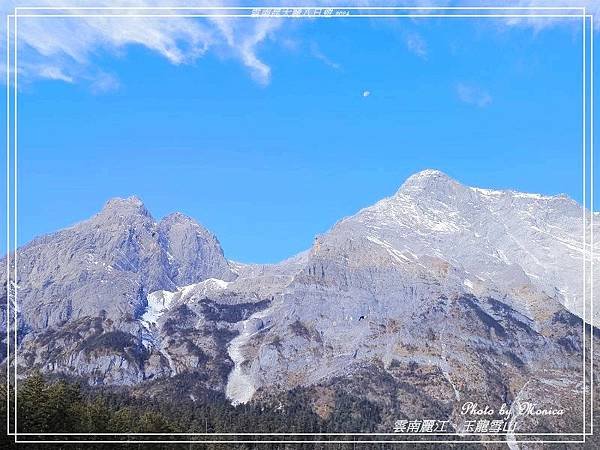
[0,170,596,435]
[0,196,236,383]
[205,170,595,432]
[3,196,235,329]
[337,169,594,323]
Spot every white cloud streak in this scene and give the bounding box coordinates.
[36,65,73,83]
[309,42,341,70]
[405,32,428,59]
[2,0,280,88]
[456,83,492,108]
[502,1,599,31]
[1,1,598,90]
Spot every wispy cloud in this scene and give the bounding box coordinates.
[89,72,120,94]
[37,66,74,83]
[2,0,279,88]
[405,32,428,59]
[501,1,600,31]
[309,42,341,70]
[2,1,598,90]
[208,14,281,85]
[456,83,492,108]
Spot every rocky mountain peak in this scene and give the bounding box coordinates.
[2,171,594,428]
[161,211,195,224]
[99,196,151,219]
[158,212,212,233]
[399,169,458,190]
[158,212,220,243]
[395,169,467,203]
[157,212,235,285]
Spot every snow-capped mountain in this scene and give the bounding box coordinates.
[328,169,595,325]
[206,169,596,408]
[0,170,596,434]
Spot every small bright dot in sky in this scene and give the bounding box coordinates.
[362,90,370,97]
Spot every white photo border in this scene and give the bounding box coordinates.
[4,4,595,445]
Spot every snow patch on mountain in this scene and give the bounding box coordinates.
[225,303,278,405]
[183,277,230,297]
[141,290,176,328]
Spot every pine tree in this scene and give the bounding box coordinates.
[108,406,136,432]
[80,397,112,433]
[136,411,177,433]
[45,379,83,432]
[17,371,49,432]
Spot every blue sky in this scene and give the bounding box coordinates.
[3,8,596,263]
